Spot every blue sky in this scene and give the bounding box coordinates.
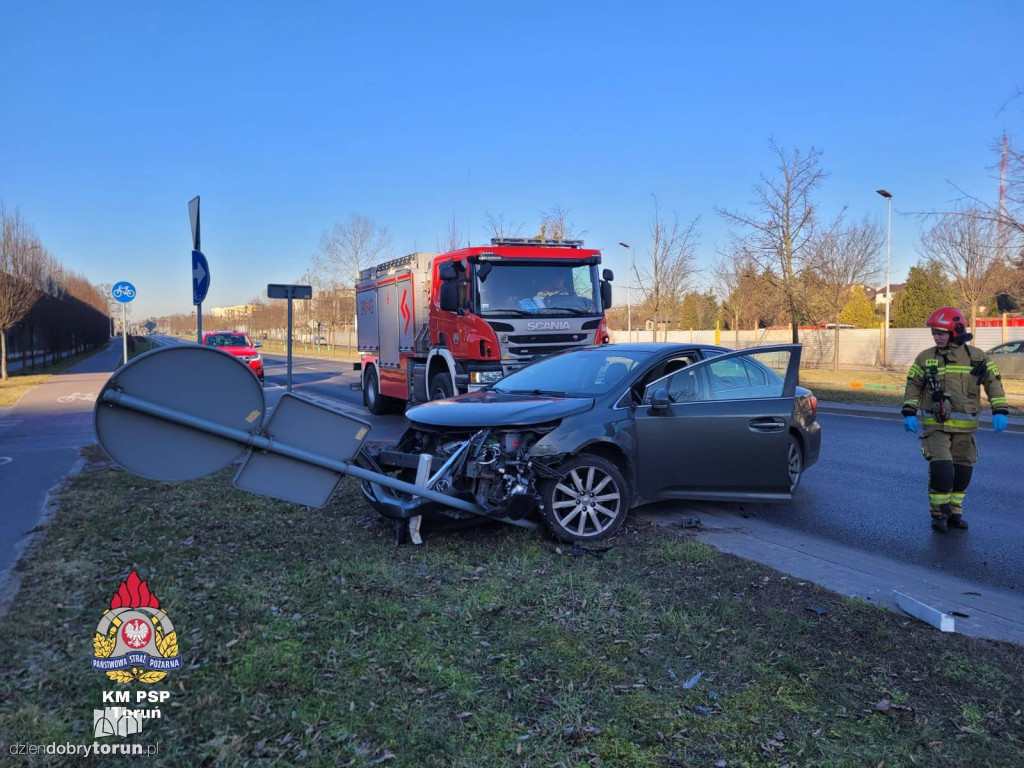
[2,1,1022,319]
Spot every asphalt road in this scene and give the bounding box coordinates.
[3,341,1022,595]
[763,412,1024,593]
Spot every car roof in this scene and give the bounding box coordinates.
[576,342,731,354]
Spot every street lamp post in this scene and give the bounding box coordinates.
[618,242,631,342]
[876,190,892,368]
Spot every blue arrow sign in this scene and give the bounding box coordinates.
[111,281,136,303]
[192,250,210,305]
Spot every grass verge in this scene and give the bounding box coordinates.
[259,339,359,361]
[798,369,1024,416]
[1,446,1021,767]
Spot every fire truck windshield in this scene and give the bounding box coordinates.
[475,263,600,317]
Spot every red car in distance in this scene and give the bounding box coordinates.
[201,330,264,383]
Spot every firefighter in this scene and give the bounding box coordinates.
[901,307,1009,532]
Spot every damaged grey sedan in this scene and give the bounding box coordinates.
[361,343,821,543]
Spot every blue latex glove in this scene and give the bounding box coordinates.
[993,414,1008,433]
[903,415,919,434]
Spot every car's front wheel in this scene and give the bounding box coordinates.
[788,434,804,494]
[540,454,629,543]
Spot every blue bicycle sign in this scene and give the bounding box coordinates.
[111,281,136,303]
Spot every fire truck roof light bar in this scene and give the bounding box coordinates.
[490,238,584,248]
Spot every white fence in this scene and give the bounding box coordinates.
[609,327,1024,370]
[258,322,1023,372]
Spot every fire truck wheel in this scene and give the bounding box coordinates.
[429,372,455,400]
[364,367,393,415]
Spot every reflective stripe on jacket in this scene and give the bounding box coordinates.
[902,344,1008,433]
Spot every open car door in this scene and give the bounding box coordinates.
[633,344,802,502]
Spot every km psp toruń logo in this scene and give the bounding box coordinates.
[92,570,182,683]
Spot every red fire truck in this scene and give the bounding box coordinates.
[355,238,614,414]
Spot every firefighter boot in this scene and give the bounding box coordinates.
[947,513,969,530]
[947,494,968,529]
[930,504,951,533]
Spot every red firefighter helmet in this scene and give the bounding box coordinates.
[926,306,971,343]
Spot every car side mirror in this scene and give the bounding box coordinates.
[600,280,612,310]
[602,268,614,281]
[439,282,460,312]
[649,387,670,412]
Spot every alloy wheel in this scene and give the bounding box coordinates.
[788,436,803,493]
[551,465,622,538]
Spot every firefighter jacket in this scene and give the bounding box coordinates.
[901,343,1009,432]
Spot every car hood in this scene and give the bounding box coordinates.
[217,346,259,356]
[406,391,595,428]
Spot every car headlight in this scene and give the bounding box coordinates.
[241,354,261,363]
[469,370,503,384]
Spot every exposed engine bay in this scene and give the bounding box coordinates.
[359,423,563,525]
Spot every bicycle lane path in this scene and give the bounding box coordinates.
[0,342,122,581]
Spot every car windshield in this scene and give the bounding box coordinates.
[475,263,601,317]
[206,334,251,347]
[990,342,1021,354]
[492,347,652,396]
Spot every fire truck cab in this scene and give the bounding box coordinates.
[356,238,613,414]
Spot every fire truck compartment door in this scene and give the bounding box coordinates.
[378,282,399,367]
[356,287,378,352]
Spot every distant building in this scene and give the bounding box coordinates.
[865,283,906,307]
[210,305,258,317]
[211,304,257,318]
[643,317,679,331]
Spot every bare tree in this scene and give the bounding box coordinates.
[308,277,354,348]
[920,206,1008,332]
[934,134,1024,307]
[996,137,1024,305]
[948,134,1024,238]
[717,142,827,342]
[296,268,317,342]
[0,205,50,380]
[314,214,392,289]
[712,246,762,346]
[804,217,884,370]
[538,205,586,241]
[95,282,117,335]
[485,213,524,240]
[436,217,464,252]
[998,135,1024,235]
[634,196,700,341]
